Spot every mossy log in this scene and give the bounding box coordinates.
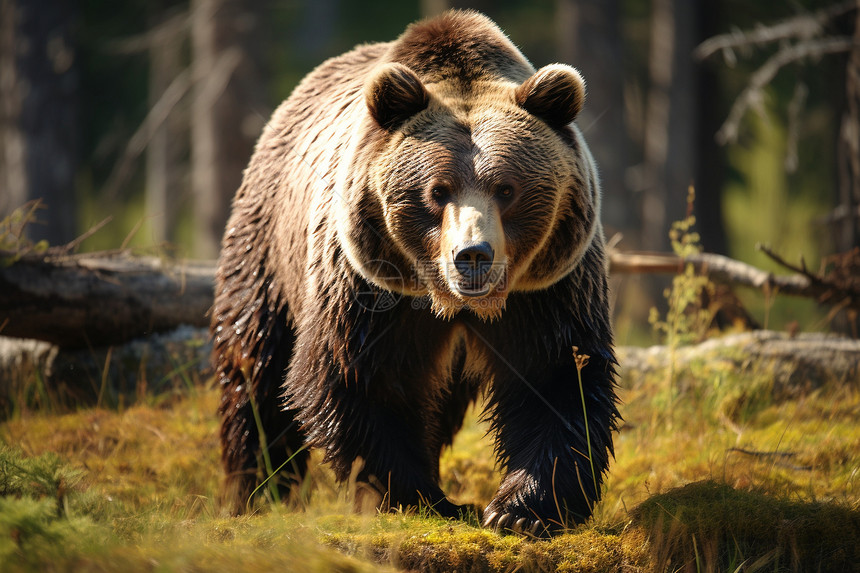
[619,331,860,398]
[2,328,857,417]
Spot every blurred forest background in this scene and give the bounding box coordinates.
[1,0,858,342]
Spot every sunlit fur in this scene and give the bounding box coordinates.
[212,9,619,535]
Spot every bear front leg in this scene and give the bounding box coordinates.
[483,349,619,536]
[285,317,467,519]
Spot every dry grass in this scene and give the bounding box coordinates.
[1,341,859,572]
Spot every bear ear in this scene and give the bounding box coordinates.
[365,63,430,129]
[515,64,585,128]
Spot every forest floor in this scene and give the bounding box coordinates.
[1,337,859,572]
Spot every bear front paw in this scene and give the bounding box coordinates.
[482,508,546,536]
[483,467,596,537]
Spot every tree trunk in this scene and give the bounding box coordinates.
[693,0,728,255]
[557,0,633,237]
[640,0,698,251]
[836,2,860,252]
[4,329,856,418]
[0,0,78,245]
[0,327,212,417]
[2,249,855,348]
[146,9,186,246]
[190,0,266,258]
[620,330,860,399]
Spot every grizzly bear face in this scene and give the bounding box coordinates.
[336,62,600,321]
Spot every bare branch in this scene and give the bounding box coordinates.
[100,68,192,200]
[609,249,860,311]
[716,37,855,144]
[694,1,857,60]
[100,45,242,201]
[756,243,814,277]
[110,10,190,55]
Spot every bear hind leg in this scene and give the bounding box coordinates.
[219,382,310,514]
[215,301,310,514]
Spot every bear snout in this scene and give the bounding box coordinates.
[453,241,494,280]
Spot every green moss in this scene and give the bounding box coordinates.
[2,341,859,572]
[633,481,860,572]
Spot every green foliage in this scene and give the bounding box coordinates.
[0,447,109,571]
[0,497,105,570]
[0,202,49,266]
[0,447,82,515]
[649,188,715,348]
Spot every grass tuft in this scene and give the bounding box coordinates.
[633,480,860,572]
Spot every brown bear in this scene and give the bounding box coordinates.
[212,9,619,536]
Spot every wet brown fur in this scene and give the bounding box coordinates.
[212,10,618,534]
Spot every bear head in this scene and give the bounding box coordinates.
[335,15,600,321]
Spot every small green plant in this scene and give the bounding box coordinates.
[246,390,281,507]
[647,187,717,413]
[648,186,715,349]
[0,446,83,514]
[0,201,50,266]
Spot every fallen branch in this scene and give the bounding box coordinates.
[609,250,813,297]
[727,448,813,472]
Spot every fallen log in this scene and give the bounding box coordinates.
[0,248,856,348]
[619,330,860,399]
[0,252,213,348]
[2,328,856,418]
[0,326,212,416]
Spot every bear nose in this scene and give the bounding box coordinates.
[453,241,495,278]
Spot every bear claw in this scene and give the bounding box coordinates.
[512,517,526,532]
[483,511,546,537]
[482,511,497,528]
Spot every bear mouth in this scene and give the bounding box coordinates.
[446,261,507,299]
[453,282,492,298]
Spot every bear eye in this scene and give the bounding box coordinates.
[496,185,514,200]
[430,186,450,204]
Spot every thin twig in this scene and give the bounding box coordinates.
[694,1,857,60]
[756,243,818,279]
[53,216,114,255]
[716,37,855,144]
[100,68,193,200]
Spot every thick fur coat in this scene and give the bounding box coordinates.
[212,10,619,535]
